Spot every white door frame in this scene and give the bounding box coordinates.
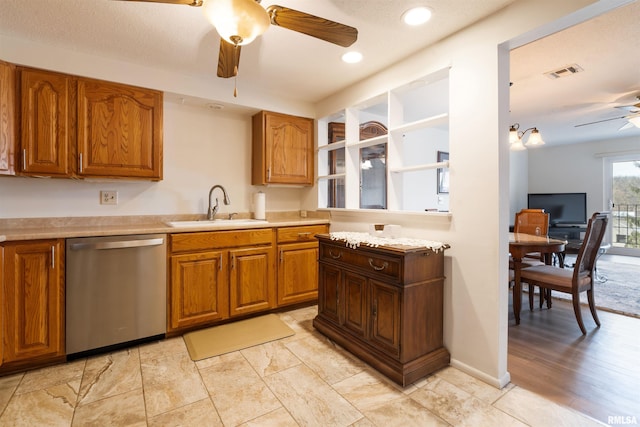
[603,153,640,257]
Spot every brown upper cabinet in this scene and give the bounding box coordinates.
[252,110,314,186]
[16,66,163,180]
[0,61,16,176]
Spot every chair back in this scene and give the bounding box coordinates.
[573,212,609,279]
[515,209,549,236]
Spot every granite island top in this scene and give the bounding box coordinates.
[0,212,330,242]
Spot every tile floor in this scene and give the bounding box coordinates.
[0,306,605,426]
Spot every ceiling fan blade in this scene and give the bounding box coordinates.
[114,0,203,5]
[266,5,357,47]
[574,115,627,128]
[217,39,241,78]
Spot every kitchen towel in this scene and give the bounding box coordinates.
[253,191,266,220]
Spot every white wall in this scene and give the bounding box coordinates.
[526,134,640,218]
[0,101,306,218]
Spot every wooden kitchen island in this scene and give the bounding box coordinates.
[313,233,450,386]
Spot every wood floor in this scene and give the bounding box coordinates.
[508,297,640,424]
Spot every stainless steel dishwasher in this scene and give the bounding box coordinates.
[66,234,167,356]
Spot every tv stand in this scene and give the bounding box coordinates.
[548,225,586,253]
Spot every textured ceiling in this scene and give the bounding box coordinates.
[510,1,640,145]
[0,0,515,103]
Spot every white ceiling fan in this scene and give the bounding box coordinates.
[575,95,640,130]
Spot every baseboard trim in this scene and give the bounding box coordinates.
[450,358,511,389]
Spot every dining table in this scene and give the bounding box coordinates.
[509,232,567,324]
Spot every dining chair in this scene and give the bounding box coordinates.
[518,212,608,334]
[511,208,550,310]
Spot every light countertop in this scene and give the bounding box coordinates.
[0,213,330,242]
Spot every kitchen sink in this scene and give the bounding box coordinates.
[165,219,268,228]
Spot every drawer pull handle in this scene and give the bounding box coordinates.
[329,250,342,260]
[297,232,311,239]
[368,259,388,271]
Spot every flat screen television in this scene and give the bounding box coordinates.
[527,193,587,226]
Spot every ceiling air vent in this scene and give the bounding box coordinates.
[544,64,584,79]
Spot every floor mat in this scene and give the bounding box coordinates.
[183,314,295,361]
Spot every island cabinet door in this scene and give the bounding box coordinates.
[229,246,275,317]
[317,262,342,325]
[342,271,368,339]
[169,251,229,331]
[368,279,401,358]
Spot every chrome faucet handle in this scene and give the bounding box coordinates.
[228,212,238,220]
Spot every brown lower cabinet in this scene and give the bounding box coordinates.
[168,225,328,334]
[0,239,65,372]
[168,228,277,333]
[313,234,450,386]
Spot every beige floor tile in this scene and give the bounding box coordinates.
[435,366,513,404]
[77,348,143,406]
[0,372,23,414]
[264,363,363,427]
[141,351,208,417]
[284,333,366,384]
[360,396,448,427]
[14,359,85,396]
[199,351,282,426]
[241,340,302,377]
[494,386,607,426]
[409,376,486,425]
[139,336,189,362]
[239,407,300,427]
[147,397,223,427]
[0,381,78,426]
[332,370,406,412]
[72,388,146,427]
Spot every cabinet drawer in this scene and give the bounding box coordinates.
[170,229,274,253]
[320,244,401,281]
[277,225,328,244]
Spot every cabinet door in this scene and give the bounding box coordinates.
[253,111,313,185]
[19,68,71,176]
[369,279,401,357]
[2,240,65,363]
[317,263,342,325]
[229,246,275,317]
[170,251,229,331]
[343,271,367,339]
[0,61,16,176]
[277,241,319,306]
[77,78,163,180]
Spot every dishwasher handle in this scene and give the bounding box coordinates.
[70,238,165,251]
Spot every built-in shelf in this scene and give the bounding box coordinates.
[391,160,449,174]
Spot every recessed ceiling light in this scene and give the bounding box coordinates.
[342,51,363,64]
[402,6,432,26]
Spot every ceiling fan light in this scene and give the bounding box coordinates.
[402,7,432,26]
[203,0,270,46]
[628,116,640,128]
[525,128,545,146]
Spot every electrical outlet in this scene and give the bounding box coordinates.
[100,191,118,205]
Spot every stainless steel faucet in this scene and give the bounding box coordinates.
[207,185,231,220]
